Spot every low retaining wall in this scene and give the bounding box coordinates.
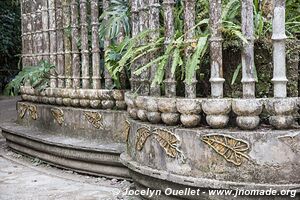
[125,92,300,130]
[0,101,130,178]
[121,118,300,199]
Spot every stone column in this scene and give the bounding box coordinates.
[30,1,37,66]
[41,0,50,62]
[209,0,224,98]
[241,0,255,98]
[138,0,150,95]
[184,0,196,98]
[21,0,33,67]
[63,0,72,88]
[36,0,44,64]
[149,0,161,96]
[71,0,81,88]
[56,0,65,88]
[232,0,263,130]
[20,0,26,66]
[272,0,287,98]
[103,0,113,89]
[163,0,176,97]
[265,0,296,129]
[130,0,139,92]
[117,28,127,89]
[49,0,57,88]
[91,0,101,89]
[31,0,37,65]
[80,0,90,89]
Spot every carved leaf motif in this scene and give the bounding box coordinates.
[136,127,151,151]
[153,129,180,158]
[124,120,131,142]
[83,111,103,129]
[51,108,64,125]
[201,134,250,166]
[18,104,28,119]
[278,133,300,153]
[28,105,38,120]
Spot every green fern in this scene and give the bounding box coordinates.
[4,61,55,96]
[99,0,130,40]
[185,36,209,85]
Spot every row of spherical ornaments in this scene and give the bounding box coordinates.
[125,92,299,130]
[20,86,127,110]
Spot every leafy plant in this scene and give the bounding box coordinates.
[99,0,300,94]
[0,0,21,93]
[4,61,55,96]
[99,0,130,40]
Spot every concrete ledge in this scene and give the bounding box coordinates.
[16,102,127,143]
[20,87,127,110]
[122,118,300,199]
[125,92,299,130]
[1,122,130,179]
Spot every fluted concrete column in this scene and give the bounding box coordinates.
[71,0,81,88]
[163,0,176,97]
[130,0,139,92]
[48,0,57,88]
[209,0,224,98]
[241,0,255,98]
[80,0,90,89]
[41,0,50,62]
[20,0,26,66]
[56,0,65,88]
[63,0,72,88]
[103,0,113,89]
[35,0,44,65]
[272,0,287,98]
[138,0,150,95]
[21,0,34,67]
[91,0,101,89]
[184,0,196,98]
[149,0,161,96]
[117,28,127,89]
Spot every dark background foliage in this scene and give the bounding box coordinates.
[0,0,21,93]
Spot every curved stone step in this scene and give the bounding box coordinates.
[0,122,130,179]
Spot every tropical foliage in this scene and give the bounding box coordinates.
[99,0,131,39]
[100,0,300,91]
[3,0,300,96]
[4,61,55,96]
[0,0,21,93]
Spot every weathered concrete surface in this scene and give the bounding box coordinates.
[0,97,138,199]
[1,121,130,179]
[123,118,300,199]
[16,102,127,143]
[1,100,130,178]
[0,140,140,200]
[0,96,20,141]
[0,96,20,122]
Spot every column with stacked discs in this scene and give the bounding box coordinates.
[232,0,263,130]
[265,0,297,129]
